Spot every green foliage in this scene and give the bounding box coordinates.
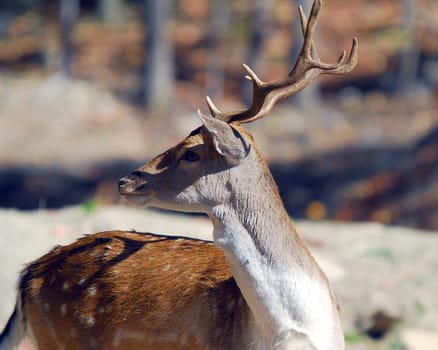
[82,198,98,214]
[344,330,366,344]
[389,337,405,350]
[414,301,427,317]
[368,247,394,260]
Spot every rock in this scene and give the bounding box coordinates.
[356,310,401,339]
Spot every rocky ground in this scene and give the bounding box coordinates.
[0,205,437,350]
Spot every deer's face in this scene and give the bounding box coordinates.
[119,115,251,214]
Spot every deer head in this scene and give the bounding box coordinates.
[119,0,358,216]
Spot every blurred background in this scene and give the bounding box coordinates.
[0,0,436,229]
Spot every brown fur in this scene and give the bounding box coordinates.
[20,231,250,350]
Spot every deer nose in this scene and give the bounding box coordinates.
[118,178,129,193]
[118,178,129,189]
[118,171,146,194]
[118,177,137,194]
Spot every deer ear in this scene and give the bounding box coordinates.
[197,110,248,166]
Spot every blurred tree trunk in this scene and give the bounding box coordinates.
[242,0,272,105]
[60,0,79,76]
[141,0,174,110]
[205,0,230,100]
[99,0,125,23]
[397,0,420,96]
[290,0,319,113]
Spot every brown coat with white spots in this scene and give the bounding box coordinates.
[19,230,249,349]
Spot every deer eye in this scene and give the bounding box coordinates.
[182,150,200,162]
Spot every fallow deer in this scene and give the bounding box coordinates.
[0,1,357,349]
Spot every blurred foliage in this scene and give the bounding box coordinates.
[82,198,99,213]
[0,0,437,98]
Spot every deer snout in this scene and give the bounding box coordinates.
[118,171,147,195]
[118,178,132,194]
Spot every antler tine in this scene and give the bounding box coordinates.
[328,37,359,74]
[205,0,358,125]
[294,0,346,72]
[242,64,264,86]
[298,4,320,62]
[296,0,358,74]
[205,96,222,118]
[299,0,321,64]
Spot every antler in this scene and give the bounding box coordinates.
[205,0,358,124]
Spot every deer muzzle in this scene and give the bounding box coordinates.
[118,171,148,195]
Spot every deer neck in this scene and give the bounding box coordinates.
[209,155,339,348]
